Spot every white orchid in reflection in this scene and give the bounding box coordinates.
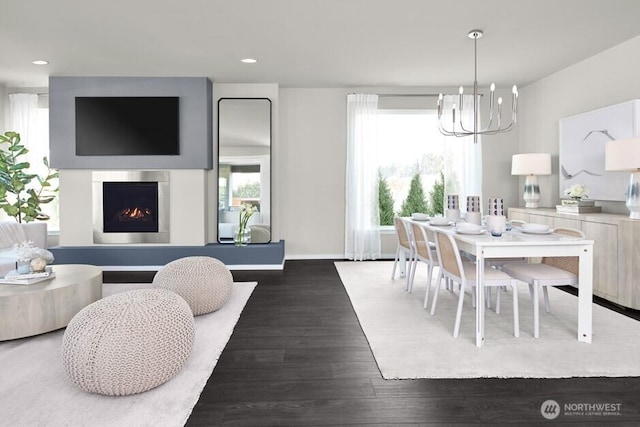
[235,203,259,245]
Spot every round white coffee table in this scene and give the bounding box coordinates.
[0,264,102,341]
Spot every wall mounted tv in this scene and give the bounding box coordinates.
[75,96,180,156]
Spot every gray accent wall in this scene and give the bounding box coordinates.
[49,76,213,169]
[50,241,285,268]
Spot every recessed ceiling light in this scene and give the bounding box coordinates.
[32,60,49,65]
[241,58,258,64]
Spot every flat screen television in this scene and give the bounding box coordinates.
[75,96,180,156]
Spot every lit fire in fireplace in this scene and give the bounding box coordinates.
[117,207,153,222]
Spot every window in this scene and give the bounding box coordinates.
[377,109,444,224]
[218,163,261,211]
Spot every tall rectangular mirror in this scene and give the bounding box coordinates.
[217,98,271,244]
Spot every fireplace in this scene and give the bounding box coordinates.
[93,171,170,243]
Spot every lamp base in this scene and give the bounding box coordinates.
[626,171,640,220]
[523,175,541,209]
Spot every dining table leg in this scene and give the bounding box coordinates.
[577,244,594,343]
[475,249,485,347]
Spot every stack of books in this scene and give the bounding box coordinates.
[556,199,602,214]
[0,268,55,285]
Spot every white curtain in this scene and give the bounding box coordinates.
[440,94,483,212]
[5,93,57,227]
[345,94,381,261]
[8,93,39,143]
[7,94,49,178]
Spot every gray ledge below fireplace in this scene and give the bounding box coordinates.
[49,241,285,271]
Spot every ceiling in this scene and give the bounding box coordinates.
[2,0,640,89]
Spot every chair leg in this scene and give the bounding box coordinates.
[423,264,434,307]
[511,284,520,338]
[426,268,443,309]
[533,283,540,338]
[471,286,476,308]
[495,287,502,314]
[429,273,443,314]
[453,282,465,338]
[391,248,399,279]
[543,286,551,313]
[406,255,416,292]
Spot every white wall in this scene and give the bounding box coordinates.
[518,35,640,213]
[279,88,349,258]
[58,169,209,246]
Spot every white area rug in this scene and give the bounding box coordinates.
[0,281,256,427]
[336,261,640,379]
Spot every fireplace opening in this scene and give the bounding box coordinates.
[93,171,170,244]
[103,182,159,233]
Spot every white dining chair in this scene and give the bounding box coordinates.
[391,217,414,288]
[484,218,527,268]
[430,228,521,338]
[500,227,585,338]
[407,222,443,307]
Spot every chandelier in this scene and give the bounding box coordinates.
[437,30,518,143]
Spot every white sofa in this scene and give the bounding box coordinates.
[0,221,49,277]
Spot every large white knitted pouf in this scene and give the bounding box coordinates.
[152,256,233,316]
[61,288,195,396]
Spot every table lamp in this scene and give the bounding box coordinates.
[511,153,552,208]
[605,138,640,219]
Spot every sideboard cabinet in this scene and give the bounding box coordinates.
[508,208,640,310]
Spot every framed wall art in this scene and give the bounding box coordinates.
[559,99,640,201]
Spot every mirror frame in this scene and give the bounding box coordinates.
[217,97,272,244]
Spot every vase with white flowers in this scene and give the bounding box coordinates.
[234,203,258,246]
[562,184,593,206]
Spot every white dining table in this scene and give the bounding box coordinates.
[408,219,595,348]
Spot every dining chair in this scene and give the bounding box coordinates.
[430,228,520,338]
[484,218,527,268]
[407,222,443,307]
[391,217,414,288]
[500,227,585,338]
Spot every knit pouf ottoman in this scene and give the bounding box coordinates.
[61,288,195,396]
[152,256,233,316]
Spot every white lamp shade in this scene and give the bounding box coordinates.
[511,153,552,175]
[605,138,640,171]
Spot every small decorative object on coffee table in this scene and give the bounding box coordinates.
[30,257,48,272]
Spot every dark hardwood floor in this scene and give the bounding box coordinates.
[110,260,640,426]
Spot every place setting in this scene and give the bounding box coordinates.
[519,223,553,234]
[453,222,485,235]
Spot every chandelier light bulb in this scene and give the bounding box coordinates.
[459,86,464,94]
[490,83,495,92]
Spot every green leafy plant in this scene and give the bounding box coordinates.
[0,131,58,223]
[378,172,395,226]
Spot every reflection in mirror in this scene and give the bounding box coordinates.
[217,98,271,244]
